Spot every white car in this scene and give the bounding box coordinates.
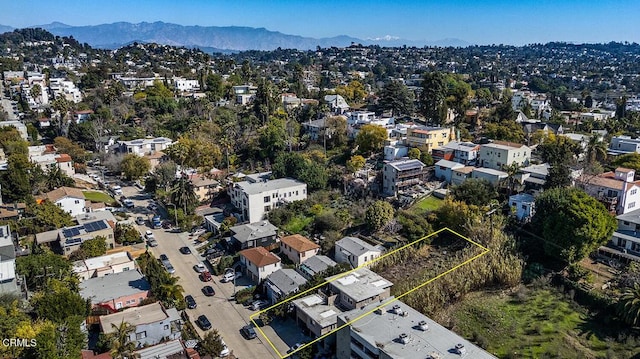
[193,262,207,273]
[222,271,240,283]
[145,230,154,240]
[220,340,229,357]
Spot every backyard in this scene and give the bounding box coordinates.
[83,190,117,206]
[444,286,639,359]
[411,195,444,212]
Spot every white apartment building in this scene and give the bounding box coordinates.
[173,77,200,92]
[477,141,531,170]
[229,173,307,223]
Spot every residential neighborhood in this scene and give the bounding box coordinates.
[0,9,639,359]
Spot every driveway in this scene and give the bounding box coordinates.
[120,184,279,359]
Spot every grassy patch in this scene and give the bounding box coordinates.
[83,191,116,206]
[412,195,443,212]
[450,287,639,358]
[283,215,314,234]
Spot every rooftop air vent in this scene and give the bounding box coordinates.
[392,304,403,315]
[418,320,428,331]
[454,343,466,355]
[398,333,409,345]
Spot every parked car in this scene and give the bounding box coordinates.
[196,315,212,330]
[179,246,192,255]
[123,199,134,208]
[200,270,212,282]
[185,295,197,309]
[190,228,207,237]
[159,254,169,262]
[202,285,215,297]
[145,230,154,240]
[193,262,207,273]
[136,216,145,225]
[161,220,172,229]
[250,299,267,311]
[287,342,304,354]
[220,340,230,357]
[147,239,158,247]
[147,203,158,211]
[203,247,224,257]
[241,325,257,339]
[222,271,242,283]
[165,263,176,274]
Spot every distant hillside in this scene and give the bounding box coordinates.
[0,25,13,34]
[0,21,470,51]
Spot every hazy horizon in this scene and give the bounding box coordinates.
[1,0,639,46]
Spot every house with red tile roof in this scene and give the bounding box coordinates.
[239,247,281,283]
[280,234,320,265]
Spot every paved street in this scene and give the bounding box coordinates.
[118,184,280,359]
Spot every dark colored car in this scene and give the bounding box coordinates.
[162,220,172,229]
[241,325,257,339]
[202,285,215,297]
[185,295,197,309]
[196,315,212,330]
[179,246,192,254]
[159,254,169,262]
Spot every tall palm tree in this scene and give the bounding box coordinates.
[109,320,139,359]
[618,284,640,326]
[158,277,184,308]
[585,134,607,164]
[170,175,197,214]
[502,162,522,197]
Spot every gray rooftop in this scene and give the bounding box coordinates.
[442,141,479,151]
[79,270,150,304]
[231,220,278,244]
[521,163,550,177]
[235,177,306,195]
[298,255,337,278]
[293,294,340,329]
[387,159,425,172]
[336,237,381,258]
[616,208,640,224]
[435,159,464,169]
[473,167,508,176]
[326,267,392,303]
[135,339,184,359]
[266,268,307,296]
[76,211,116,225]
[338,298,497,359]
[101,302,169,334]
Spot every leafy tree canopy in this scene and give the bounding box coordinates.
[450,178,498,207]
[365,200,394,231]
[532,187,616,263]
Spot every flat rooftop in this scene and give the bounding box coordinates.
[100,302,168,334]
[326,267,392,303]
[292,294,340,329]
[235,177,306,195]
[79,270,150,304]
[339,298,497,359]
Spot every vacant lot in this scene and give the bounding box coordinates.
[83,191,116,206]
[447,287,639,358]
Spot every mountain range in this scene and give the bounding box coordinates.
[0,21,470,52]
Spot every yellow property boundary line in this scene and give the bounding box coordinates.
[250,227,490,358]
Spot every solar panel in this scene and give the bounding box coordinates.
[63,227,81,238]
[64,238,82,246]
[85,220,108,232]
[393,160,423,171]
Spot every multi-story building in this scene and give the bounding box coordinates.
[436,141,480,165]
[477,141,531,170]
[327,268,392,311]
[609,136,640,156]
[404,126,452,152]
[577,168,640,215]
[265,268,307,304]
[280,234,320,265]
[382,159,429,196]
[229,172,307,223]
[99,302,181,347]
[336,298,497,359]
[334,237,382,269]
[230,220,279,250]
[239,247,282,283]
[601,208,640,262]
[42,186,86,216]
[0,225,18,295]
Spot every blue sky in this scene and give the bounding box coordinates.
[1,0,638,45]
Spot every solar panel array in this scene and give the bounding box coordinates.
[62,227,82,238]
[393,160,423,171]
[85,220,108,232]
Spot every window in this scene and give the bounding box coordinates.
[296,191,299,196]
[264,205,271,212]
[632,189,638,196]
[75,200,80,204]
[136,331,146,340]
[272,193,277,199]
[123,267,130,271]
[629,202,636,209]
[632,242,640,252]
[264,196,270,203]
